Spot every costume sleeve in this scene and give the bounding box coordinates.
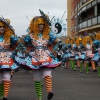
[92,40,99,48]
[49,32,57,43]
[98,41,100,48]
[10,35,19,44]
[23,35,31,44]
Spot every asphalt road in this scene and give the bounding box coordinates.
[9,66,100,100]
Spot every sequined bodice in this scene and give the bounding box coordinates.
[0,36,12,65]
[30,34,50,63]
[30,34,48,47]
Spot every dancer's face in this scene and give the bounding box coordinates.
[38,24,45,32]
[79,40,82,44]
[73,40,75,43]
[87,38,90,43]
[0,24,5,35]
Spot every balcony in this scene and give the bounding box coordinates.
[78,16,100,30]
[77,0,100,30]
[76,0,93,13]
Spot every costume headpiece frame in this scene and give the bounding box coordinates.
[39,9,51,26]
[0,16,14,32]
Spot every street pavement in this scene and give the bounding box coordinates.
[9,66,100,100]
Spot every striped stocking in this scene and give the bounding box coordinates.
[34,81,42,99]
[3,81,10,98]
[0,83,4,99]
[44,76,52,93]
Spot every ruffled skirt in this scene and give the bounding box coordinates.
[16,55,61,70]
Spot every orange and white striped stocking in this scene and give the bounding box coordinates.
[3,81,11,98]
[44,76,52,93]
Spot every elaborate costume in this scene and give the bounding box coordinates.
[0,17,19,100]
[75,36,86,73]
[90,32,100,76]
[61,37,76,69]
[21,10,61,100]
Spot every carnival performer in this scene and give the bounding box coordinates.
[83,36,92,74]
[0,17,19,100]
[63,37,72,69]
[67,37,76,70]
[72,35,80,69]
[75,36,86,73]
[21,9,61,100]
[60,43,67,67]
[90,32,100,76]
[70,37,79,69]
[90,46,100,77]
[89,33,98,72]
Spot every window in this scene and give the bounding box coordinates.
[80,0,82,7]
[94,6,97,16]
[98,16,100,23]
[97,3,100,15]
[98,0,100,3]
[92,0,96,6]
[82,6,86,12]
[88,19,92,27]
[87,3,91,9]
[92,17,97,25]
[82,0,86,4]
[80,23,82,29]
[83,21,87,28]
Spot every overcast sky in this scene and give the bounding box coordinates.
[0,0,67,36]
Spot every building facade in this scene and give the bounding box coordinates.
[67,0,100,37]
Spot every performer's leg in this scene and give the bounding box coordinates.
[70,60,74,69]
[77,60,80,68]
[85,62,89,74]
[65,60,69,69]
[80,61,83,73]
[0,73,4,99]
[43,68,54,100]
[32,70,42,100]
[98,66,100,77]
[72,60,76,71]
[91,61,97,72]
[2,71,11,100]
